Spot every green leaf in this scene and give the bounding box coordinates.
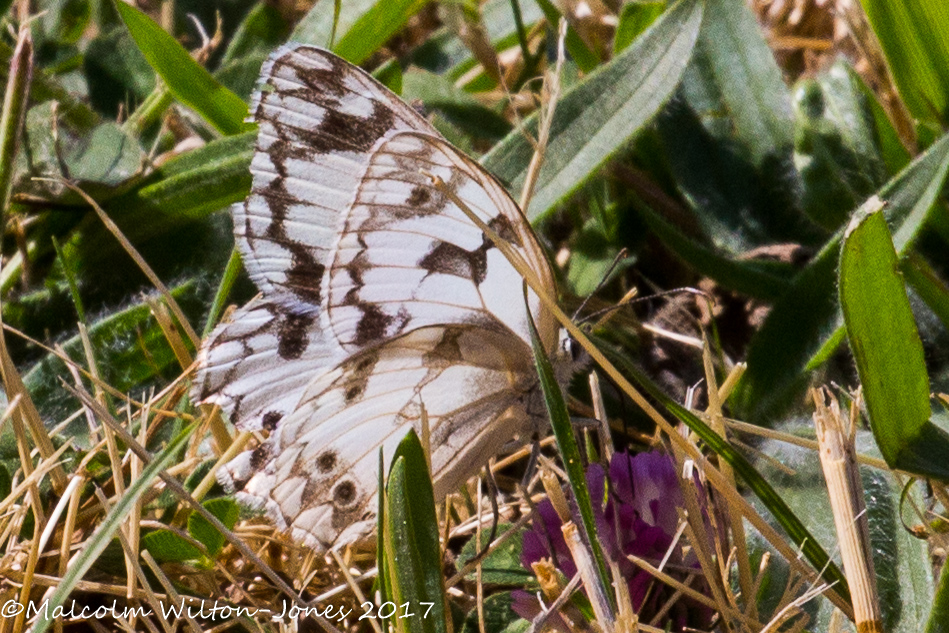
[459,593,528,633]
[613,1,665,54]
[840,205,949,479]
[737,130,949,421]
[141,528,204,563]
[383,430,448,633]
[31,424,196,633]
[857,0,949,134]
[635,203,793,301]
[483,0,703,221]
[793,61,889,230]
[928,561,949,633]
[188,497,240,557]
[691,0,794,164]
[293,0,429,65]
[114,0,250,135]
[525,292,615,614]
[456,524,532,585]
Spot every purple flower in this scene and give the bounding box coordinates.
[514,451,714,631]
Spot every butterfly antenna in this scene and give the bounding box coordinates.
[571,247,632,322]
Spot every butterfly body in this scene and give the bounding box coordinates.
[195,44,568,550]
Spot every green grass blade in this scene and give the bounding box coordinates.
[482,0,703,221]
[383,430,448,633]
[114,1,250,135]
[31,423,196,633]
[902,253,949,333]
[293,0,428,65]
[840,207,949,479]
[857,0,949,134]
[525,292,616,615]
[202,247,243,338]
[737,130,949,421]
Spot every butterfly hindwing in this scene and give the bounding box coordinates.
[223,323,542,549]
[195,298,328,432]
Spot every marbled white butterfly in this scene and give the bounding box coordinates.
[194,44,572,550]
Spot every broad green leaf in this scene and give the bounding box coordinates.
[526,295,615,613]
[188,497,240,557]
[456,524,532,585]
[83,25,155,115]
[858,0,949,135]
[690,0,794,164]
[141,528,204,563]
[102,132,253,244]
[31,424,196,633]
[737,130,949,422]
[383,430,448,633]
[0,39,99,130]
[656,0,816,251]
[483,0,703,221]
[293,0,428,65]
[750,426,932,630]
[23,281,205,422]
[114,1,250,135]
[840,206,949,479]
[794,61,888,230]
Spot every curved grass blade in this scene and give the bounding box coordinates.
[840,207,949,479]
[31,423,196,633]
[857,0,949,135]
[525,289,616,616]
[114,1,250,136]
[483,0,703,221]
[383,430,448,633]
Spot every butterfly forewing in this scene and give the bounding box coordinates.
[237,45,439,309]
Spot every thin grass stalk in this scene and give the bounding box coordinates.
[60,383,344,632]
[57,181,201,348]
[702,342,754,617]
[0,26,32,219]
[202,246,242,337]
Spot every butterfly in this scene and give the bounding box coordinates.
[194,44,573,550]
